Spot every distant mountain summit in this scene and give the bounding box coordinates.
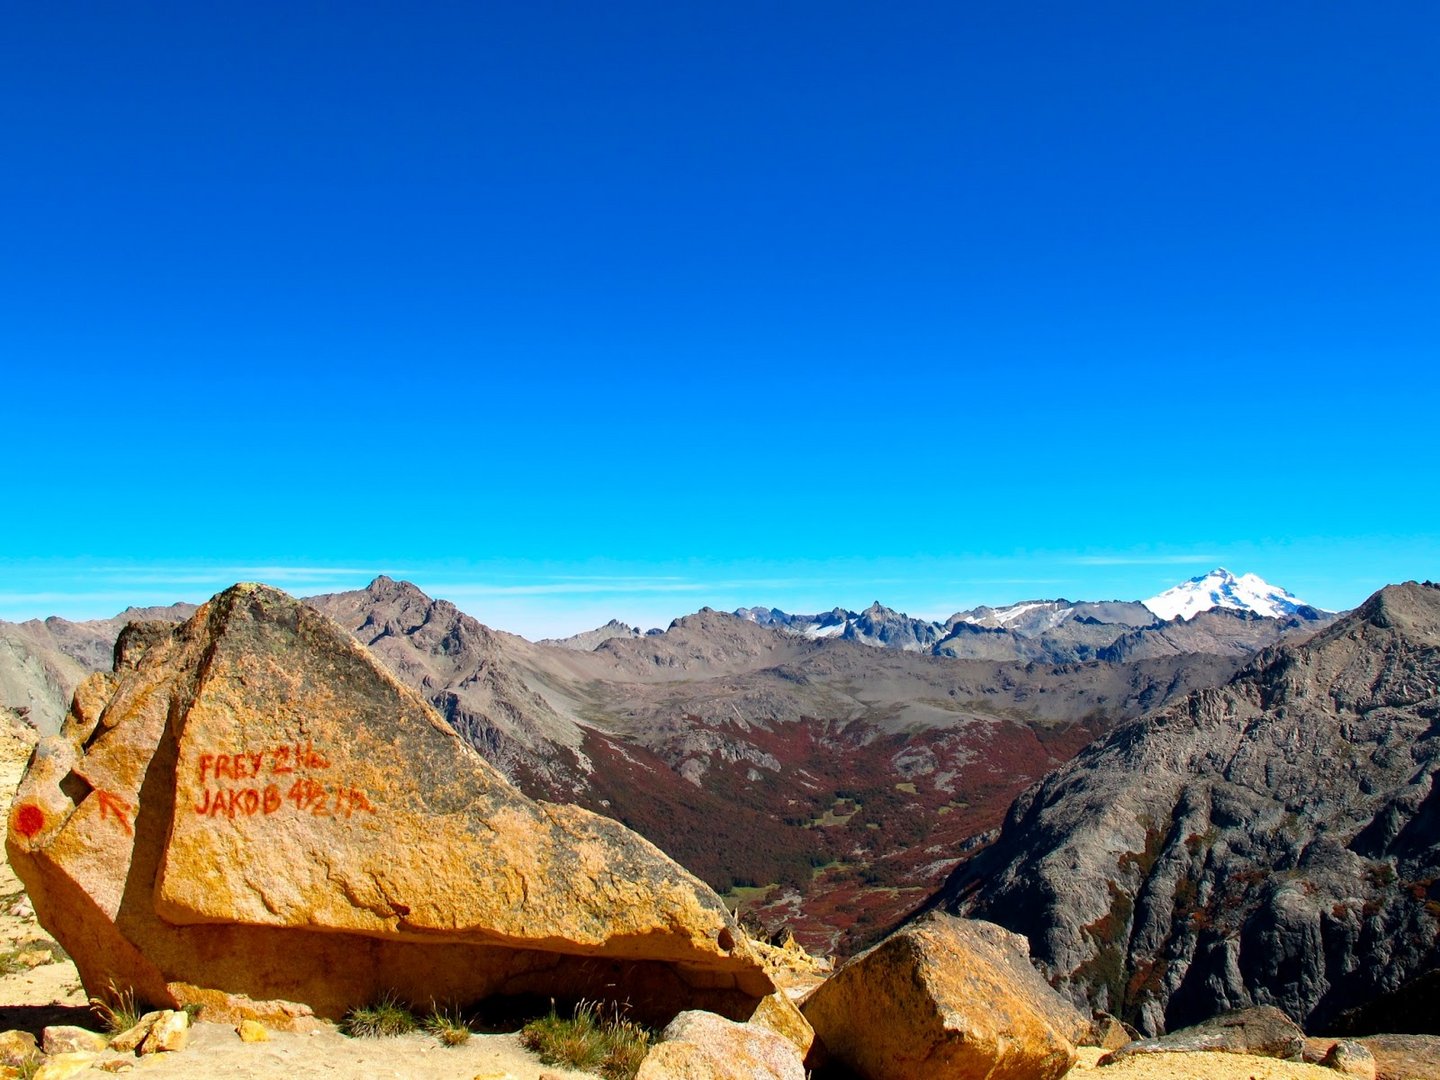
[1143,568,1313,622]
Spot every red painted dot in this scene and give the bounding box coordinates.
[14,804,44,839]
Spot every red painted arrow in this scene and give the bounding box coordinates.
[95,790,134,835]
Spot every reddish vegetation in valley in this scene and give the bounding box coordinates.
[538,712,1111,956]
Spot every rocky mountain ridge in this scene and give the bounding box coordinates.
[932,580,1440,1036]
[726,573,1333,664]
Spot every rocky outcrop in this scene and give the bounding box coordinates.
[1097,1005,1305,1064]
[1352,1035,1440,1080]
[635,1011,806,1080]
[800,913,1082,1080]
[6,583,771,1026]
[935,582,1440,1036]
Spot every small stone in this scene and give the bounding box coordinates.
[137,1010,189,1054]
[32,1053,99,1080]
[236,1019,270,1042]
[1321,1039,1377,1080]
[0,1030,37,1067]
[9,900,33,918]
[13,948,51,969]
[108,1011,164,1053]
[41,1025,108,1055]
[1087,1012,1134,1051]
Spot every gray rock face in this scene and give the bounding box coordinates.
[0,605,195,733]
[935,582,1440,1036]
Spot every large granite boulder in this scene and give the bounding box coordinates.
[6,584,771,1026]
[800,912,1082,1080]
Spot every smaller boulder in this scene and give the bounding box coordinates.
[1086,1012,1134,1051]
[635,1010,805,1080]
[108,1011,164,1053]
[1098,1006,1304,1065]
[1322,1040,1377,1080]
[0,1030,37,1067]
[801,913,1081,1080]
[236,1019,270,1042]
[40,1026,107,1055]
[137,1010,189,1054]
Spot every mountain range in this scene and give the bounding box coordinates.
[723,569,1329,664]
[1,569,1333,956]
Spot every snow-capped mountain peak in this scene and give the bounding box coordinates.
[1143,568,1310,622]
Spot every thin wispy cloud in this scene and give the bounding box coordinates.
[1069,555,1219,567]
[0,591,174,607]
[426,581,710,598]
[81,565,395,582]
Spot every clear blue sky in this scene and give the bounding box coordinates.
[3,3,1436,636]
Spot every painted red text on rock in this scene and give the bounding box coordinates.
[189,742,375,821]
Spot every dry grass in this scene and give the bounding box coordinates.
[340,992,419,1038]
[90,981,144,1035]
[423,1003,472,1047]
[520,1001,652,1080]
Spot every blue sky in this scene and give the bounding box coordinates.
[3,3,1436,637]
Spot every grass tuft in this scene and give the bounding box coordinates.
[520,1000,652,1080]
[340,992,419,1038]
[90,982,144,1035]
[423,1003,472,1047]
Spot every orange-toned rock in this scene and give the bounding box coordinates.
[749,991,814,1058]
[801,912,1082,1080]
[137,1010,188,1054]
[6,584,772,1026]
[235,1019,269,1043]
[636,1010,806,1080]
